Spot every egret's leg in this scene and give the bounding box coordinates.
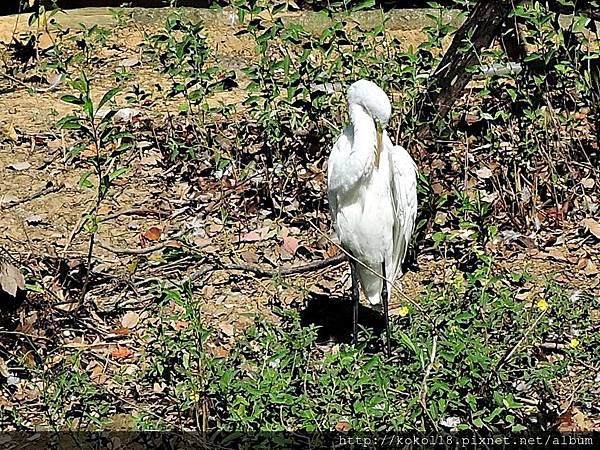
[381,262,391,356]
[351,263,359,345]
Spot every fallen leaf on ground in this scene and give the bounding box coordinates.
[121,311,140,329]
[172,320,189,331]
[548,247,568,261]
[584,259,598,275]
[119,57,140,67]
[111,347,133,360]
[582,218,600,239]
[2,123,18,142]
[202,285,215,299]
[0,394,13,409]
[325,245,340,258]
[143,226,162,241]
[0,262,25,297]
[81,144,98,159]
[557,407,592,432]
[335,420,352,432]
[0,358,9,378]
[88,361,106,384]
[7,162,31,171]
[212,347,230,358]
[219,323,234,337]
[475,167,493,179]
[282,236,300,255]
[240,251,259,264]
[240,226,270,242]
[581,178,595,189]
[113,328,130,336]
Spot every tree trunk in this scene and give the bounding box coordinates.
[419,0,514,133]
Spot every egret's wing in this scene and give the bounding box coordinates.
[327,127,352,221]
[389,144,418,279]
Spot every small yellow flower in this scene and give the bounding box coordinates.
[536,299,549,312]
[189,391,200,402]
[398,306,409,317]
[569,338,580,349]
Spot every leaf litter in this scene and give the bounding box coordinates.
[0,6,598,432]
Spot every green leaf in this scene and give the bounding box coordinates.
[109,166,129,181]
[78,172,94,189]
[61,94,83,105]
[83,97,94,119]
[98,87,121,110]
[57,116,82,130]
[352,0,376,12]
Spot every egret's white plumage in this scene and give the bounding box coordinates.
[327,80,418,311]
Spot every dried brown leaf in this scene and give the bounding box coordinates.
[335,420,352,432]
[584,259,598,275]
[282,236,300,255]
[111,347,133,360]
[88,361,105,384]
[240,251,259,264]
[582,218,600,239]
[581,178,595,189]
[548,247,568,262]
[172,320,189,331]
[113,328,130,336]
[0,262,25,297]
[241,230,262,242]
[3,123,18,142]
[121,311,140,329]
[325,245,340,258]
[219,323,234,337]
[0,358,9,378]
[475,167,493,179]
[143,226,162,241]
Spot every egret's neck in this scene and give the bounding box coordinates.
[349,104,376,155]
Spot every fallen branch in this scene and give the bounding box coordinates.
[1,71,62,93]
[97,240,179,256]
[1,181,63,210]
[190,254,347,281]
[99,207,173,222]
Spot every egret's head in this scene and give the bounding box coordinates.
[347,79,392,127]
[347,79,391,168]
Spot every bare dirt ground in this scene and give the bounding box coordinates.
[0,7,599,430]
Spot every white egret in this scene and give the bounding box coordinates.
[327,79,418,354]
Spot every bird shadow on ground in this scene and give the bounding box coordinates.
[299,292,386,348]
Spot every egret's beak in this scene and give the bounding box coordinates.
[374,120,383,169]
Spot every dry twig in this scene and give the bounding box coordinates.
[1,181,63,210]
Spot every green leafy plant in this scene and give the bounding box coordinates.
[58,72,132,305]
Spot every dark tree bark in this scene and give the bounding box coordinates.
[418,0,600,136]
[418,0,515,132]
